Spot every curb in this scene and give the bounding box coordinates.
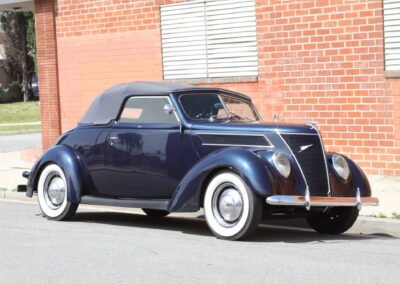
[1,191,399,238]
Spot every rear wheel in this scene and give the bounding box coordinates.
[37,164,79,221]
[306,207,359,234]
[142,209,169,218]
[203,171,262,240]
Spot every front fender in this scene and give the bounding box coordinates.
[167,147,273,212]
[26,145,84,203]
[326,152,371,197]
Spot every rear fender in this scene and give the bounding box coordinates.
[167,147,273,212]
[26,145,84,203]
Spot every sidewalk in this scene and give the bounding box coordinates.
[0,149,399,218]
[0,151,32,190]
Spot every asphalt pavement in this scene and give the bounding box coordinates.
[0,132,41,152]
[1,200,399,284]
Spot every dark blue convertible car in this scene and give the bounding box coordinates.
[24,81,378,240]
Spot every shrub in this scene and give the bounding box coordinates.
[0,81,22,103]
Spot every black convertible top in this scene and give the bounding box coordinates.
[79,81,194,125]
[79,81,251,125]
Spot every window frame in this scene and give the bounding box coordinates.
[116,95,181,126]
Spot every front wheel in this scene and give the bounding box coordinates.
[306,207,359,234]
[203,171,262,240]
[37,163,79,221]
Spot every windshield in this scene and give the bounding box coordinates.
[179,93,260,122]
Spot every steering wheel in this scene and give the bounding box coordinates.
[193,106,214,120]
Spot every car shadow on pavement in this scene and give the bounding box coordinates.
[70,211,393,243]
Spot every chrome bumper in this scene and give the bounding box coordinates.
[266,188,379,210]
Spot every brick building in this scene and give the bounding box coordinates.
[1,0,399,176]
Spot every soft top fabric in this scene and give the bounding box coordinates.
[79,81,194,125]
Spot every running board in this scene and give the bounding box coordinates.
[80,196,170,211]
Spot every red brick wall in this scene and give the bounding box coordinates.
[38,0,400,175]
[35,0,62,150]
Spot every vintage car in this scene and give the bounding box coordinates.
[24,81,379,240]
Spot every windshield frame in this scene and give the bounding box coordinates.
[178,92,262,123]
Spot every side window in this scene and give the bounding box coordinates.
[119,97,178,124]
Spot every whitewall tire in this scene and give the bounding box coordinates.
[37,163,79,221]
[204,171,262,240]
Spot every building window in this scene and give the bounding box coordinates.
[160,0,258,80]
[383,0,400,71]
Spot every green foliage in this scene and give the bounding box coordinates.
[26,15,36,73]
[368,213,387,218]
[0,11,36,102]
[392,212,400,219]
[0,81,22,103]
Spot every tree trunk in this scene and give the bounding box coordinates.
[22,58,29,102]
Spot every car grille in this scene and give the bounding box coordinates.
[281,134,329,196]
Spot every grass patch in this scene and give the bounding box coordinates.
[0,101,40,124]
[392,212,400,219]
[0,124,41,133]
[368,213,387,218]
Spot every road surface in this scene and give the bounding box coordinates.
[0,132,41,152]
[0,200,399,283]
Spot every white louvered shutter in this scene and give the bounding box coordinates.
[160,0,258,79]
[161,1,207,79]
[384,0,400,71]
[205,0,258,77]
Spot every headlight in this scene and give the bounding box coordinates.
[332,154,350,181]
[272,151,291,178]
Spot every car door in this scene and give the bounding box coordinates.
[101,96,182,199]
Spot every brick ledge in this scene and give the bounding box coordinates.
[384,71,400,78]
[165,76,258,85]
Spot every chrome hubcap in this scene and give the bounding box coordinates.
[212,183,243,227]
[44,173,66,209]
[218,189,243,222]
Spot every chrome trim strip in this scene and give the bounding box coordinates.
[278,132,319,136]
[195,132,274,148]
[276,132,309,189]
[314,127,332,196]
[266,195,379,207]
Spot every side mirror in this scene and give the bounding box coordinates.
[164,104,175,115]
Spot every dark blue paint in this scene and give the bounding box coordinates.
[26,145,84,203]
[167,147,273,212]
[326,152,371,197]
[27,88,372,212]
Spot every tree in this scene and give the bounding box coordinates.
[0,11,35,102]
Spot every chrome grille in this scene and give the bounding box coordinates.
[281,134,329,196]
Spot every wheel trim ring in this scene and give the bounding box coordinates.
[211,183,244,228]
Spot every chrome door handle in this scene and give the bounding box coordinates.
[110,136,120,146]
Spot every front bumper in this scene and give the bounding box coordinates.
[266,195,379,208]
[266,187,379,211]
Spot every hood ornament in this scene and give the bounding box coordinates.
[273,113,279,122]
[299,144,314,153]
[305,120,318,128]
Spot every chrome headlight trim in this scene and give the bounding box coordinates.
[332,154,350,181]
[272,151,291,179]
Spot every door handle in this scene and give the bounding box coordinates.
[110,136,120,146]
